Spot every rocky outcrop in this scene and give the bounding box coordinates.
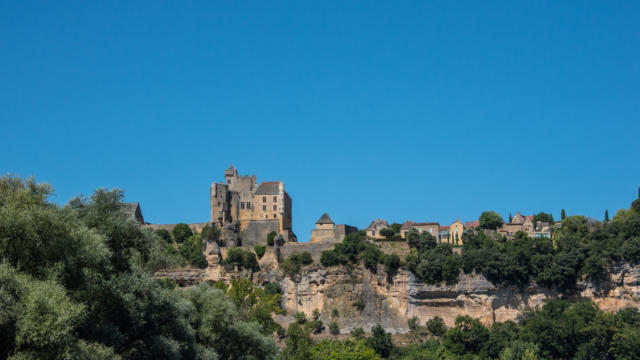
[159,258,640,334]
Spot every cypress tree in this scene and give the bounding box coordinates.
[561,209,566,220]
[509,213,513,223]
[605,209,609,223]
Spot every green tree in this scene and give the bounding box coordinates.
[367,324,393,358]
[172,223,193,243]
[561,208,566,220]
[605,209,610,223]
[155,229,172,243]
[426,316,446,337]
[383,254,401,277]
[329,322,341,336]
[533,212,554,228]
[179,233,208,268]
[254,245,266,259]
[201,223,220,243]
[350,327,365,340]
[479,211,504,230]
[267,231,277,246]
[379,228,395,240]
[443,315,490,355]
[408,316,419,331]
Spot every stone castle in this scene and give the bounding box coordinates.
[210,165,297,243]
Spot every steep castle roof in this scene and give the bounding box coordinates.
[255,182,280,195]
[315,213,334,224]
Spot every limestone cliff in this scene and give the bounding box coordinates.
[157,253,640,334]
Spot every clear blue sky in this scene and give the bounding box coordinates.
[1,1,639,241]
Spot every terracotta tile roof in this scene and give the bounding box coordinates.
[439,225,450,230]
[465,220,480,228]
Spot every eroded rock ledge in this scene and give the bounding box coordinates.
[156,261,640,334]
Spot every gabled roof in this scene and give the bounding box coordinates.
[255,181,280,195]
[316,213,334,224]
[440,225,450,231]
[465,220,480,228]
[366,219,388,229]
[400,221,416,230]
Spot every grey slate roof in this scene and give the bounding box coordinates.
[255,182,280,195]
[316,213,334,224]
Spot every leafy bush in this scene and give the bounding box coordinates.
[295,311,307,324]
[383,253,401,276]
[426,316,446,336]
[172,223,193,243]
[353,299,365,311]
[479,211,505,230]
[263,282,281,295]
[223,247,259,271]
[331,308,339,318]
[367,324,393,358]
[408,316,419,331]
[155,228,172,243]
[350,327,365,340]
[254,245,266,259]
[267,231,277,246]
[329,321,340,335]
[281,252,313,277]
[201,223,220,243]
[179,233,207,268]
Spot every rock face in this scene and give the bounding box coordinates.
[159,259,640,334]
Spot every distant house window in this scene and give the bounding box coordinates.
[273,196,277,202]
[263,196,266,203]
[265,215,268,219]
[246,202,251,209]
[241,202,245,209]
[273,205,277,211]
[263,205,266,211]
[273,214,277,218]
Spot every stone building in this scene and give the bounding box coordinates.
[123,202,145,224]
[365,219,389,239]
[310,213,357,243]
[449,219,464,245]
[210,165,296,243]
[438,225,450,243]
[400,221,440,239]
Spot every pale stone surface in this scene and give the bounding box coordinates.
[157,260,640,334]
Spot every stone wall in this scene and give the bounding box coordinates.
[242,220,281,246]
[279,238,337,262]
[144,222,210,234]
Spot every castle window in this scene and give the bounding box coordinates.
[246,202,251,209]
[273,214,277,218]
[273,196,277,202]
[273,205,277,211]
[263,205,266,211]
[265,214,268,219]
[263,196,266,203]
[241,202,244,209]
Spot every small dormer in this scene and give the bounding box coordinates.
[315,213,335,230]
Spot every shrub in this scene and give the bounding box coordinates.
[172,223,193,243]
[264,282,281,295]
[295,312,307,324]
[331,308,339,318]
[353,299,365,311]
[267,231,277,246]
[329,321,340,335]
[254,245,266,259]
[320,250,341,267]
[201,223,220,243]
[223,247,259,271]
[368,324,393,358]
[307,319,324,334]
[384,253,401,276]
[179,234,207,268]
[426,316,446,336]
[155,229,172,243]
[299,251,313,265]
[351,327,365,339]
[408,316,419,331]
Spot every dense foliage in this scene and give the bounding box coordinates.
[0,176,277,359]
[320,231,387,273]
[405,229,461,284]
[280,252,313,277]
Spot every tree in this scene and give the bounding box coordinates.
[155,229,172,243]
[444,315,490,355]
[350,327,365,340]
[172,223,193,243]
[408,316,419,331]
[254,245,266,259]
[379,228,395,240]
[201,223,220,243]
[329,322,340,335]
[533,212,554,228]
[479,211,504,230]
[267,231,277,246]
[509,213,513,223]
[368,324,393,358]
[561,209,566,220]
[427,316,446,336]
[605,209,610,223]
[383,254,401,277]
[179,233,208,268]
